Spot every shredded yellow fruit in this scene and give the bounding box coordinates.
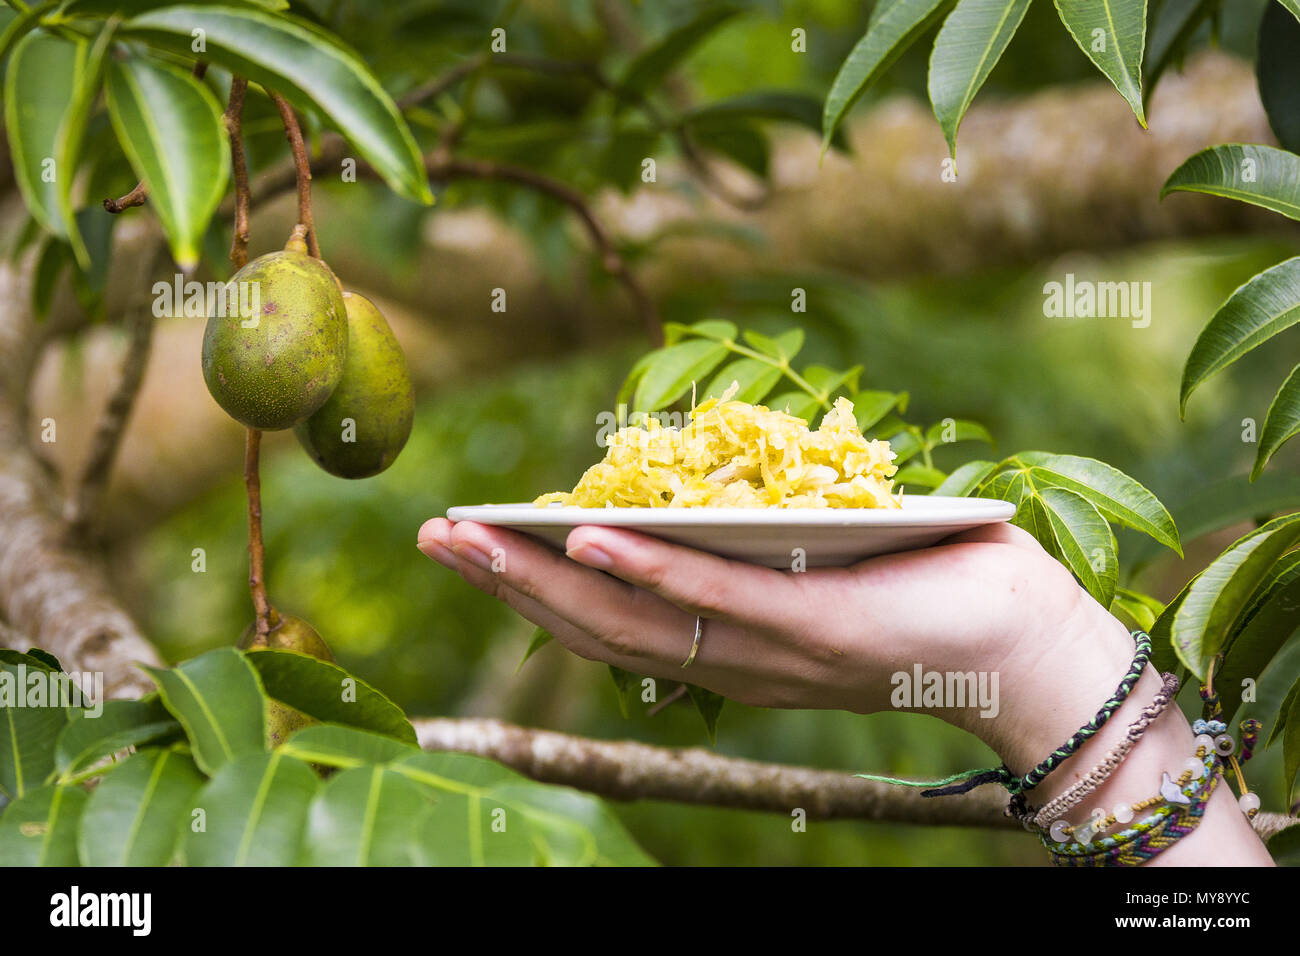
[534,387,901,509]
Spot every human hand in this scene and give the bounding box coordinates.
[417,516,1128,771]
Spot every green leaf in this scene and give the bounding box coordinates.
[1110,587,1159,633]
[1149,576,1192,677]
[279,723,418,769]
[1143,0,1215,107]
[741,327,803,362]
[0,784,87,865]
[1268,822,1300,866]
[516,627,554,673]
[393,751,655,866]
[105,56,229,270]
[142,648,267,776]
[615,348,661,408]
[685,684,724,744]
[1053,0,1147,127]
[183,751,319,866]
[1257,1,1300,153]
[0,658,72,799]
[23,649,62,672]
[1255,364,1300,480]
[300,764,432,865]
[632,339,729,411]
[1284,686,1300,804]
[122,5,431,203]
[688,90,847,151]
[1179,257,1300,416]
[893,464,948,488]
[1270,675,1300,749]
[888,427,925,464]
[0,2,55,68]
[1039,486,1118,607]
[1171,513,1300,678]
[4,30,80,235]
[933,460,997,496]
[54,697,179,779]
[822,0,953,153]
[704,357,783,404]
[78,748,204,866]
[243,649,416,745]
[767,390,822,424]
[1217,553,1300,724]
[1277,0,1300,24]
[851,390,908,431]
[1161,144,1300,221]
[801,364,863,397]
[1009,484,1059,561]
[928,0,1033,156]
[618,6,740,100]
[924,418,994,448]
[692,121,768,177]
[667,318,737,343]
[55,18,115,269]
[607,665,635,719]
[31,238,69,320]
[1018,452,1181,554]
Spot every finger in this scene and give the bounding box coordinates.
[448,552,659,672]
[417,517,457,567]
[446,520,696,666]
[564,525,802,628]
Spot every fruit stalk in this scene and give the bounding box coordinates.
[269,89,320,259]
[244,427,274,641]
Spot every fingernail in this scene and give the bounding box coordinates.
[417,538,457,568]
[567,542,614,570]
[451,542,494,572]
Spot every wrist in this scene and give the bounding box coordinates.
[973,585,1136,775]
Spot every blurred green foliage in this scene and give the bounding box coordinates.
[112,0,1300,864]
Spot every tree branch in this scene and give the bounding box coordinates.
[62,306,155,536]
[224,77,251,270]
[413,716,1015,826]
[414,717,1300,840]
[0,260,160,698]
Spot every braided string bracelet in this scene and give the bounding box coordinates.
[857,630,1154,803]
[1023,670,1181,831]
[1044,747,1221,866]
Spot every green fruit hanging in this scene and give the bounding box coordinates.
[239,613,334,747]
[294,292,414,478]
[201,233,348,430]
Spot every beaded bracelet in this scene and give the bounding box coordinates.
[1044,748,1220,866]
[1024,670,1181,831]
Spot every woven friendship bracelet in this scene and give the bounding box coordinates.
[903,629,1153,800]
[1045,750,1221,866]
[1025,670,1181,830]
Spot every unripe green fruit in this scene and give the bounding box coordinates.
[294,292,414,478]
[239,614,334,748]
[201,247,347,430]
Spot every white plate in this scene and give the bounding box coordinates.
[445,496,1016,568]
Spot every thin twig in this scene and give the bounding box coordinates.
[647,683,688,716]
[397,53,488,110]
[224,77,251,270]
[244,428,273,640]
[428,154,660,344]
[268,89,320,259]
[63,307,155,536]
[102,61,209,215]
